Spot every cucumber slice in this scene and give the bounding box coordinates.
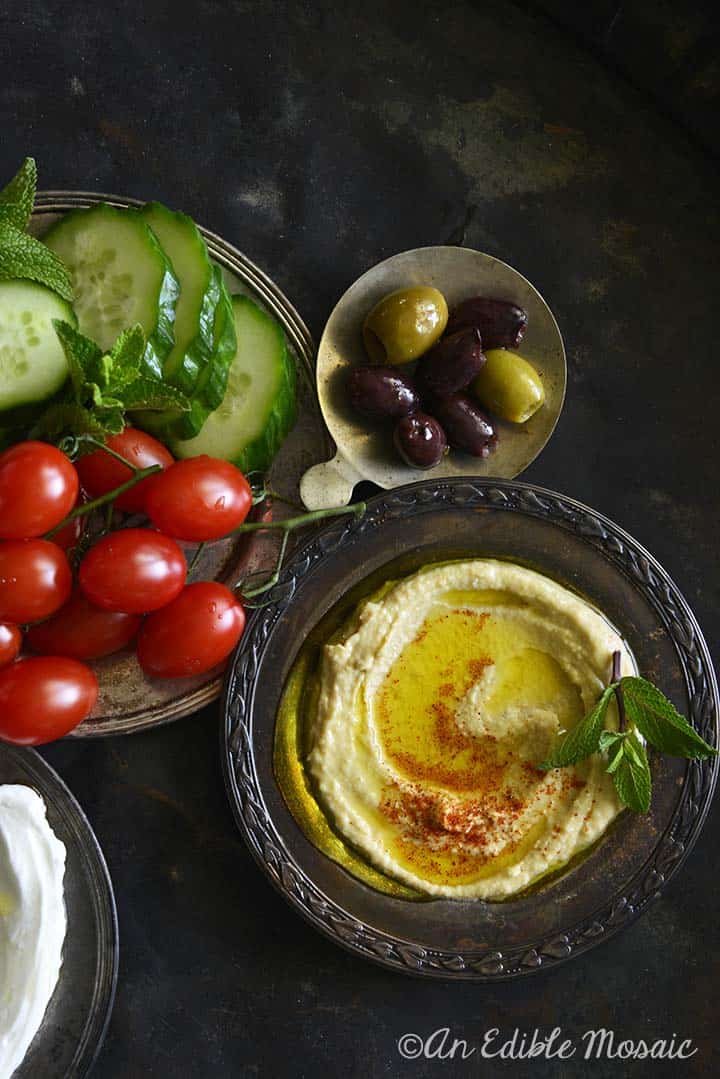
[140,202,216,393]
[43,203,178,376]
[171,295,296,472]
[134,200,236,440]
[0,280,76,413]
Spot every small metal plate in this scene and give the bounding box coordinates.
[300,247,566,508]
[27,193,330,737]
[0,744,118,1077]
[223,479,718,980]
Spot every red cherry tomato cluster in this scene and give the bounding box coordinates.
[0,433,251,746]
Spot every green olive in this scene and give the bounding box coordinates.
[362,287,448,365]
[471,348,545,423]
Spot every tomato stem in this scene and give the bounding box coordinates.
[82,435,143,473]
[240,530,291,600]
[44,464,163,538]
[249,477,303,513]
[231,500,366,537]
[232,501,366,602]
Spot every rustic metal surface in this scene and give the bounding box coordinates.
[2,0,717,1072]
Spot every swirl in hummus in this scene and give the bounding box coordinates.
[305,559,634,900]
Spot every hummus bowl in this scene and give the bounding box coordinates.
[222,479,719,979]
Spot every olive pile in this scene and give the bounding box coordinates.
[347,287,543,469]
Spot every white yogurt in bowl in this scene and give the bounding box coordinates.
[0,785,67,1079]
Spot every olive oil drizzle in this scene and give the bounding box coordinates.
[272,562,607,900]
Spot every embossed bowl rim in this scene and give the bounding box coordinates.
[222,478,719,979]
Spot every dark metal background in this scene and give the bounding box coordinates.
[2,0,718,1073]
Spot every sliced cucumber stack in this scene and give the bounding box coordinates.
[171,295,297,473]
[0,280,76,413]
[43,203,179,377]
[133,202,236,440]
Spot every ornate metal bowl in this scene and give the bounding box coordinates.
[222,478,718,980]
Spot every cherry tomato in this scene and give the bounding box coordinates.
[0,656,98,745]
[79,528,186,613]
[0,441,79,539]
[0,623,21,669]
[137,582,245,678]
[26,590,142,660]
[145,456,252,541]
[0,539,72,623]
[75,427,174,514]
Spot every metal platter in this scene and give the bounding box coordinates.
[29,193,331,737]
[222,478,718,980]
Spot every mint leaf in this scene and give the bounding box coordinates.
[605,740,626,774]
[96,407,125,436]
[598,729,626,752]
[53,320,102,394]
[611,730,651,813]
[0,158,37,230]
[119,377,189,411]
[106,325,144,388]
[0,160,72,302]
[621,676,717,760]
[88,384,124,409]
[598,729,627,773]
[88,352,113,391]
[29,402,114,441]
[539,686,614,769]
[0,225,73,301]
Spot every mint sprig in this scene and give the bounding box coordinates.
[29,321,189,444]
[539,651,717,812]
[0,157,73,300]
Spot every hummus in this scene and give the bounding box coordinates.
[306,559,634,900]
